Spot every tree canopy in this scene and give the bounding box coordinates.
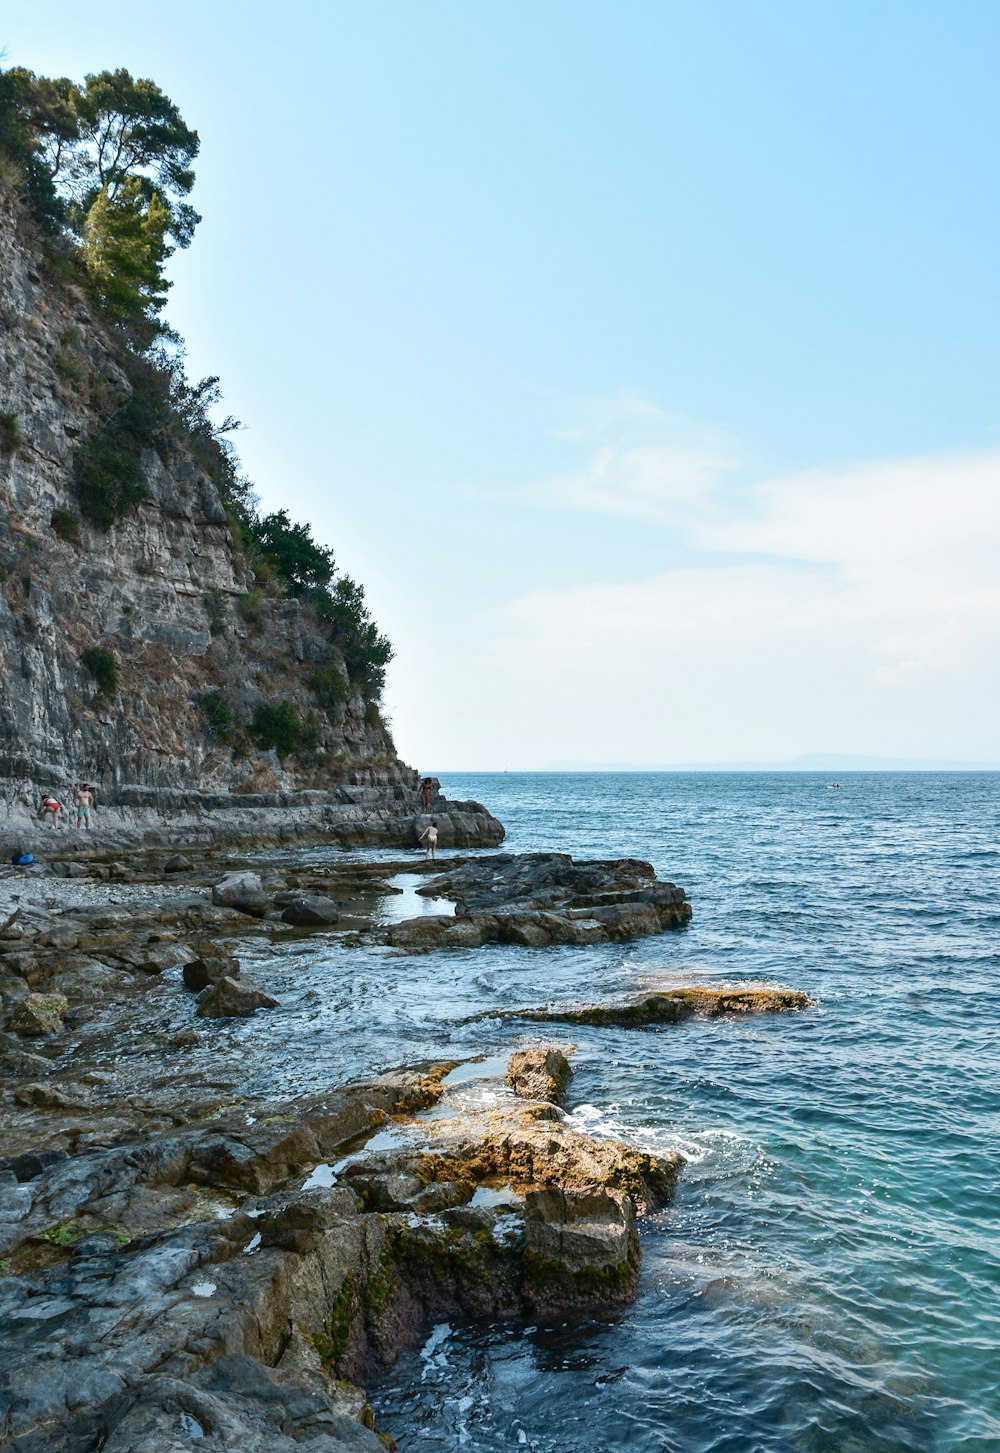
[250,511,336,597]
[0,64,199,335]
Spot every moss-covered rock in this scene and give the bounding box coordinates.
[519,985,813,1028]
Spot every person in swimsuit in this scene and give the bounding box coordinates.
[38,795,61,829]
[74,783,94,829]
[420,778,434,812]
[418,819,439,860]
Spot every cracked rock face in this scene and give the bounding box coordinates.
[0,181,506,852]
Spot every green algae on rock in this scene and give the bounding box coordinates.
[517,985,813,1027]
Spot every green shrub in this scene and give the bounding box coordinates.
[75,436,148,527]
[206,588,226,636]
[237,589,265,626]
[0,411,21,453]
[250,701,301,760]
[249,510,334,597]
[299,710,323,751]
[81,645,117,695]
[54,328,85,386]
[51,508,81,543]
[54,347,86,385]
[311,665,347,711]
[73,360,172,529]
[203,691,238,741]
[312,575,393,700]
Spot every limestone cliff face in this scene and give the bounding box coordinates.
[0,181,421,827]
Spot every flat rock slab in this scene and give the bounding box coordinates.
[384,852,691,950]
[518,986,813,1027]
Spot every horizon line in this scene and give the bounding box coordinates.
[426,764,1000,774]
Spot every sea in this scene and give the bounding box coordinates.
[236,771,999,1452]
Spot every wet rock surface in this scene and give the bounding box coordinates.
[507,1045,574,1104]
[0,844,807,1451]
[514,986,814,1027]
[195,974,279,1018]
[385,852,692,950]
[0,1051,681,1451]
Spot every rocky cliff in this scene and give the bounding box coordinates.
[0,180,501,847]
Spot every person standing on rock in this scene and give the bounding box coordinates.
[74,783,95,830]
[38,794,61,829]
[420,778,434,812]
[418,819,439,860]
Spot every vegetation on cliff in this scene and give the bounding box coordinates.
[0,61,393,707]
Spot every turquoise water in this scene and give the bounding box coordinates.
[215,772,998,1449]
[364,772,1000,1453]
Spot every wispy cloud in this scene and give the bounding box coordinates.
[528,396,743,520]
[424,439,1000,765]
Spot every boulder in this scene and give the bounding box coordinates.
[0,1148,68,1181]
[211,872,270,918]
[385,914,491,949]
[91,1359,388,1453]
[280,895,341,927]
[183,944,241,992]
[507,1046,573,1105]
[13,1081,84,1110]
[196,975,279,1018]
[525,1185,635,1270]
[163,854,189,873]
[523,1186,639,1312]
[7,991,68,1036]
[424,852,692,934]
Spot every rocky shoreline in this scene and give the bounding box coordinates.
[0,845,810,1451]
[0,776,505,854]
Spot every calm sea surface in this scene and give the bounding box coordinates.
[239,772,999,1452]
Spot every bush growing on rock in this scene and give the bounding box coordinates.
[73,359,172,527]
[203,691,238,741]
[0,409,21,452]
[206,587,227,635]
[250,701,301,760]
[298,710,323,751]
[81,645,116,695]
[310,664,348,711]
[51,507,81,542]
[249,510,334,597]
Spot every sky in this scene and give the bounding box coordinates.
[5,1,999,769]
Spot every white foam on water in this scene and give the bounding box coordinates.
[420,1322,452,1380]
[564,1101,760,1173]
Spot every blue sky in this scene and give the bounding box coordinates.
[5,2,999,767]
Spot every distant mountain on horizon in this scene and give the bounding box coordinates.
[529,752,1000,772]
